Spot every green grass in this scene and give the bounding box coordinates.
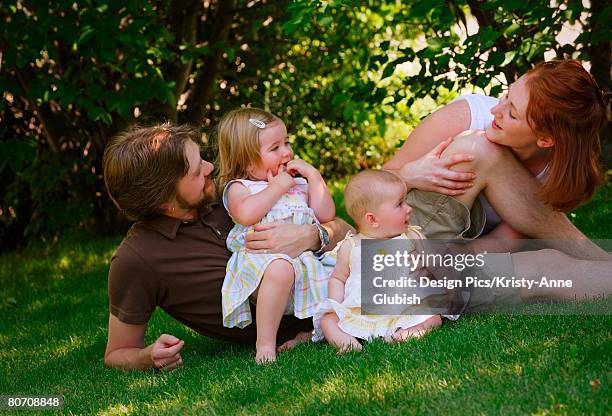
[0,184,610,415]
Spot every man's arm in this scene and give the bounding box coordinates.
[245,218,354,258]
[104,314,184,371]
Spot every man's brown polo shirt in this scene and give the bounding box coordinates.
[108,202,312,344]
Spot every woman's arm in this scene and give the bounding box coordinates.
[287,159,335,223]
[385,100,472,168]
[383,100,476,195]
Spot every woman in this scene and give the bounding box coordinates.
[384,60,608,246]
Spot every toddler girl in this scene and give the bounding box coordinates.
[217,108,335,363]
[314,170,443,352]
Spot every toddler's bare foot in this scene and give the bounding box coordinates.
[255,345,277,364]
[277,331,312,353]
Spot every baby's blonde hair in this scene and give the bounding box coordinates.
[344,170,407,227]
[216,107,281,188]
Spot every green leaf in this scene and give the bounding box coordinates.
[381,63,395,79]
[342,101,354,121]
[225,47,235,62]
[475,73,490,88]
[503,22,521,38]
[332,93,349,106]
[479,28,500,49]
[410,1,437,18]
[318,16,333,27]
[283,17,303,35]
[489,84,503,97]
[487,50,505,67]
[78,27,95,45]
[501,51,517,66]
[426,37,444,52]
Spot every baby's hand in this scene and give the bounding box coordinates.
[286,159,318,180]
[267,166,296,192]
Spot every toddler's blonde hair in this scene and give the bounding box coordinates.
[344,170,407,227]
[216,107,281,188]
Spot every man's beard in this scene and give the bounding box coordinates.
[175,182,217,211]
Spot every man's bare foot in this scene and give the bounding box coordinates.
[255,345,277,364]
[277,331,312,353]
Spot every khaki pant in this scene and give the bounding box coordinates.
[406,189,522,313]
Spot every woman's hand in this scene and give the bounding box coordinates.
[396,137,476,195]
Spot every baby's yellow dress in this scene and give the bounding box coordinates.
[313,229,435,341]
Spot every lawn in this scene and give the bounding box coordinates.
[1,183,610,415]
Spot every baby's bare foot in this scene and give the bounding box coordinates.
[334,335,362,354]
[386,327,424,343]
[256,345,277,364]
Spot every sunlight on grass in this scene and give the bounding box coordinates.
[50,335,91,358]
[54,250,113,274]
[140,396,220,415]
[315,373,348,402]
[25,299,47,314]
[0,187,609,415]
[127,378,164,390]
[57,256,72,270]
[97,403,134,416]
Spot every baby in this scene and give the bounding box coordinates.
[314,170,442,352]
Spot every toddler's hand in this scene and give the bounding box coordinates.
[267,166,295,192]
[286,159,318,179]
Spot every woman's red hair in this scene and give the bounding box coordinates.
[525,60,606,211]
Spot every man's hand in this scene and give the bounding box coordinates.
[105,314,185,371]
[245,223,318,258]
[150,334,184,371]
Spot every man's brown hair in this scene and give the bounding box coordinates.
[103,123,200,221]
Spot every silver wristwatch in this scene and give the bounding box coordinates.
[314,223,330,256]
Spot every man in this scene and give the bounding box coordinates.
[103,123,350,370]
[103,123,609,371]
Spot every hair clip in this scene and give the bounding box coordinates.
[249,118,266,129]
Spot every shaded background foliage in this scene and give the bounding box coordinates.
[1,0,610,251]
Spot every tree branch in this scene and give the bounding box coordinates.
[465,0,519,83]
[183,0,237,125]
[159,0,201,121]
[588,0,611,169]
